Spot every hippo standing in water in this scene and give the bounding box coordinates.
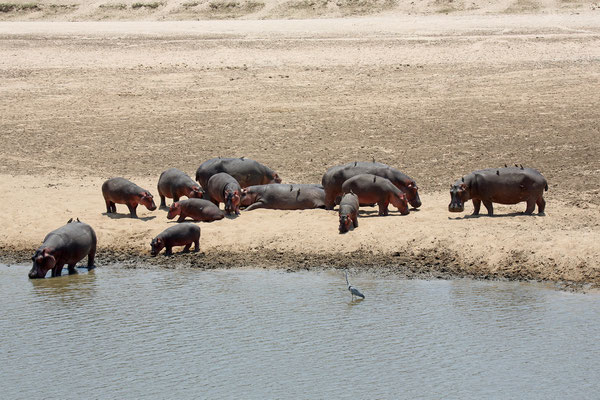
[339,192,359,233]
[449,166,548,216]
[150,223,201,256]
[341,174,409,216]
[157,168,204,208]
[29,219,97,279]
[322,161,421,210]
[206,172,242,215]
[167,199,225,222]
[195,157,282,189]
[102,177,157,218]
[240,184,325,211]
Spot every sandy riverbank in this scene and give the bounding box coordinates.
[1,15,599,288]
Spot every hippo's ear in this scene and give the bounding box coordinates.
[67,218,73,223]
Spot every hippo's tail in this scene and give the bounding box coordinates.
[545,182,548,192]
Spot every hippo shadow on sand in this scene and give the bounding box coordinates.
[102,212,156,222]
[357,208,416,218]
[449,211,546,220]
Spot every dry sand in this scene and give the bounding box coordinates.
[0,12,599,288]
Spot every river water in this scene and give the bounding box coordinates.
[1,264,599,399]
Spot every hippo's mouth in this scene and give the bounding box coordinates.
[448,203,464,213]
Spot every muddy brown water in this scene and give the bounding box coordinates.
[2,264,599,399]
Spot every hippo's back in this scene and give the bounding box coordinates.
[102,177,142,196]
[44,222,96,253]
[160,223,200,240]
[196,158,274,188]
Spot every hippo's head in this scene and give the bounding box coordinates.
[224,190,241,215]
[405,181,422,209]
[150,237,165,257]
[188,186,204,199]
[29,248,56,279]
[139,191,157,211]
[391,193,410,215]
[449,179,470,213]
[240,188,256,207]
[339,215,352,234]
[167,202,181,219]
[271,173,282,184]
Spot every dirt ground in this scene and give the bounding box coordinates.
[1,13,599,288]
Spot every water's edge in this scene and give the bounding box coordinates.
[2,247,592,293]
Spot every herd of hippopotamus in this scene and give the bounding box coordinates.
[28,157,548,279]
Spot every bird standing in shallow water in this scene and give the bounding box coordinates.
[345,270,365,300]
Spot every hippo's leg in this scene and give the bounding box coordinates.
[127,203,138,218]
[537,196,546,214]
[245,202,266,211]
[51,263,65,278]
[472,199,481,215]
[67,264,78,275]
[324,192,337,210]
[159,194,167,209]
[353,214,358,228]
[483,200,494,216]
[165,246,173,256]
[87,247,96,270]
[173,195,180,203]
[378,201,389,216]
[183,243,191,253]
[177,214,186,223]
[524,199,536,215]
[110,202,116,213]
[105,199,113,213]
[193,239,200,252]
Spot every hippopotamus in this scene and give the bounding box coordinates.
[157,168,204,208]
[339,192,359,233]
[449,166,548,216]
[29,219,97,279]
[240,184,325,211]
[102,177,157,218]
[341,174,409,216]
[167,199,225,222]
[150,223,201,256]
[195,157,282,189]
[206,172,242,215]
[321,161,421,210]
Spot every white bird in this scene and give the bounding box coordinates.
[345,270,365,300]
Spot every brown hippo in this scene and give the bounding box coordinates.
[206,172,242,215]
[29,219,97,279]
[167,199,225,222]
[102,177,157,218]
[449,166,548,216]
[157,168,204,208]
[151,223,200,256]
[322,161,421,210]
[195,157,281,189]
[341,174,409,216]
[339,192,359,233]
[240,184,325,211]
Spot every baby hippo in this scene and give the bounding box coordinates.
[167,199,225,222]
[157,168,204,208]
[339,192,359,233]
[206,172,242,215]
[150,223,201,256]
[341,174,409,216]
[102,177,157,218]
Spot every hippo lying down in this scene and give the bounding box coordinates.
[240,184,325,211]
[449,166,548,216]
[29,219,97,279]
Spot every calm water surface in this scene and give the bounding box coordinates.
[1,264,599,399]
